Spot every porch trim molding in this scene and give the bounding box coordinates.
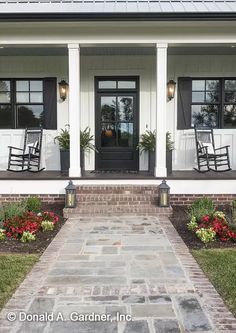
[68,43,81,177]
[155,42,167,177]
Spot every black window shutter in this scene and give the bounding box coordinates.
[177,77,192,129]
[43,77,57,129]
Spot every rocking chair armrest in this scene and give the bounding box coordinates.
[214,145,230,151]
[8,146,24,152]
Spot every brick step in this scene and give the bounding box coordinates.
[77,194,157,202]
[76,185,158,195]
[64,205,172,218]
[76,201,158,206]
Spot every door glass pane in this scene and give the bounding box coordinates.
[16,92,29,103]
[191,105,218,127]
[0,105,11,128]
[206,80,219,91]
[16,81,29,91]
[30,92,43,103]
[225,80,236,91]
[30,80,43,91]
[192,80,205,90]
[17,105,44,128]
[118,81,136,89]
[206,91,219,103]
[0,92,10,103]
[224,105,236,128]
[117,96,133,121]
[225,92,236,103]
[98,81,116,89]
[192,92,205,103]
[118,123,133,147]
[101,96,116,121]
[101,123,116,147]
[0,81,11,102]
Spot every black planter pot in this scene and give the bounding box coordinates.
[166,150,173,175]
[80,150,85,175]
[149,151,155,175]
[60,150,70,175]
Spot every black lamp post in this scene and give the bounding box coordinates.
[159,180,170,207]
[167,80,176,101]
[58,79,69,101]
[65,180,76,208]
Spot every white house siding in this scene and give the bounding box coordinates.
[169,55,236,170]
[1,53,236,171]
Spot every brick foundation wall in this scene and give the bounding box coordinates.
[0,194,65,204]
[170,194,236,206]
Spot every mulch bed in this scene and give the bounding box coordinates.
[170,205,236,249]
[0,203,66,254]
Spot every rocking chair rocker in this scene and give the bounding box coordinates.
[7,127,44,172]
[194,127,231,173]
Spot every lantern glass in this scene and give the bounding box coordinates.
[167,80,176,101]
[159,180,170,207]
[59,80,69,101]
[65,181,76,208]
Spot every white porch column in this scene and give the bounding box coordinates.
[68,43,81,177]
[155,43,168,177]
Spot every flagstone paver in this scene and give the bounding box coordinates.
[0,215,235,333]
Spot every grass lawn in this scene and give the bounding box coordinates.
[0,253,39,310]
[192,248,236,316]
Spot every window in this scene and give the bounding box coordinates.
[177,77,236,129]
[0,78,57,129]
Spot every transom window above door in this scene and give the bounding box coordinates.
[97,79,137,90]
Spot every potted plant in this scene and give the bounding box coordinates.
[54,125,70,174]
[137,130,156,175]
[80,127,98,175]
[137,130,174,175]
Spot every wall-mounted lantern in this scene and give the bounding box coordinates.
[65,180,76,208]
[159,179,170,207]
[58,79,69,101]
[167,80,176,101]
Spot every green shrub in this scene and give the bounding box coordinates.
[0,229,6,241]
[20,231,36,243]
[188,198,215,222]
[25,197,42,212]
[0,202,27,226]
[41,220,54,232]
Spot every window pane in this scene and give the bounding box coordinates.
[0,80,10,92]
[98,81,116,89]
[206,91,219,103]
[30,92,43,103]
[117,96,133,121]
[17,105,44,128]
[101,123,116,147]
[118,81,136,89]
[225,80,236,91]
[191,105,218,127]
[206,80,219,91]
[225,92,236,103]
[224,105,236,128]
[30,81,43,91]
[101,96,116,122]
[118,123,133,147]
[0,92,10,103]
[192,80,205,91]
[192,92,205,103]
[16,92,29,103]
[0,105,11,128]
[16,81,29,92]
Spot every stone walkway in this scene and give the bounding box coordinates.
[1,215,236,333]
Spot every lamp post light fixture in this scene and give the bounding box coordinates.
[58,79,69,101]
[159,179,170,207]
[65,180,76,208]
[167,79,176,101]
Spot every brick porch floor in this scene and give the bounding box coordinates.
[0,216,235,333]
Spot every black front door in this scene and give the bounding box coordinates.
[95,77,139,170]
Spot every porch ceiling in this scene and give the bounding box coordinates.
[1,44,236,56]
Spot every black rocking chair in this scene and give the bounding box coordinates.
[7,127,44,172]
[194,127,231,173]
